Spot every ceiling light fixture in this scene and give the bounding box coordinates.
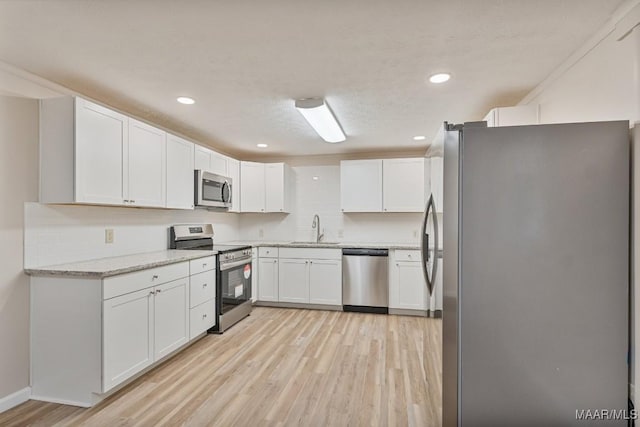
[429,73,451,84]
[295,98,346,143]
[257,143,268,148]
[177,96,195,105]
[413,135,426,141]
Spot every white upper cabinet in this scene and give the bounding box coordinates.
[74,98,128,205]
[382,158,425,212]
[227,158,241,213]
[483,105,539,127]
[127,119,166,208]
[240,161,292,213]
[166,134,195,210]
[240,161,266,212]
[340,159,383,212]
[429,157,443,213]
[194,145,228,176]
[41,96,197,209]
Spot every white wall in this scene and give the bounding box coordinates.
[239,162,424,244]
[520,14,640,398]
[0,96,38,403]
[24,204,240,268]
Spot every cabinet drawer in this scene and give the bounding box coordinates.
[189,299,216,340]
[278,247,341,260]
[395,250,421,262]
[190,256,216,275]
[104,262,189,300]
[259,247,279,258]
[190,270,216,308]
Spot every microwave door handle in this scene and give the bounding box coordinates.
[222,180,231,203]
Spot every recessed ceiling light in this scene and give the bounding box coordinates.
[413,135,426,141]
[312,176,319,181]
[429,73,451,84]
[257,143,268,148]
[177,96,195,105]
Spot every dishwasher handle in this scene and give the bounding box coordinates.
[342,248,389,257]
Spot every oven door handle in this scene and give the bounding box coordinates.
[220,258,252,271]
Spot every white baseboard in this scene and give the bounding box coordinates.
[0,387,31,413]
[30,394,92,408]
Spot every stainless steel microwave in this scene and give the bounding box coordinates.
[195,170,232,209]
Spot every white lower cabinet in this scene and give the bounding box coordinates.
[153,278,189,360]
[260,248,342,307]
[278,258,309,303]
[103,288,154,392]
[188,268,216,338]
[308,259,342,306]
[389,250,428,312]
[190,299,216,340]
[30,257,219,407]
[258,258,279,302]
[103,277,189,391]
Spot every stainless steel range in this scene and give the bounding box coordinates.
[169,224,252,333]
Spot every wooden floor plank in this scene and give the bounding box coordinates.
[0,307,442,426]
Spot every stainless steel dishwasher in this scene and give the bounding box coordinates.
[342,248,389,314]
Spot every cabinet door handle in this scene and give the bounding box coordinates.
[202,263,207,267]
[202,283,207,288]
[273,260,277,264]
[149,291,155,296]
[202,314,207,319]
[152,275,159,280]
[156,289,162,293]
[130,200,135,204]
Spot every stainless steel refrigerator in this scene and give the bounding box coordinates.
[431,120,629,426]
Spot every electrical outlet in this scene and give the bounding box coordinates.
[105,229,114,244]
[338,229,344,238]
[259,229,264,238]
[413,229,419,238]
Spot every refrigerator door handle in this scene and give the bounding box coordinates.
[421,194,435,295]
[431,196,439,291]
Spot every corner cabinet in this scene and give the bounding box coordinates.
[166,134,195,210]
[40,97,168,208]
[483,105,539,127]
[240,162,293,213]
[194,145,228,177]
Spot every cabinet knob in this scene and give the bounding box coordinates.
[305,261,308,264]
[203,263,207,267]
[152,275,159,280]
[156,288,162,293]
[273,260,277,264]
[149,291,155,296]
[203,314,207,319]
[203,283,207,288]
[130,200,135,203]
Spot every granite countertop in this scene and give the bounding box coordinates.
[221,240,421,250]
[24,250,215,279]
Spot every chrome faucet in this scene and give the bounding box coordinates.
[312,214,324,243]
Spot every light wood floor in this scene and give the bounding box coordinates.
[1,307,442,426]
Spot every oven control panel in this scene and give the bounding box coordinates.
[219,249,252,262]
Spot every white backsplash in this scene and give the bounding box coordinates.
[239,165,425,244]
[24,203,240,268]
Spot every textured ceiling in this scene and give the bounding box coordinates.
[0,0,627,157]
